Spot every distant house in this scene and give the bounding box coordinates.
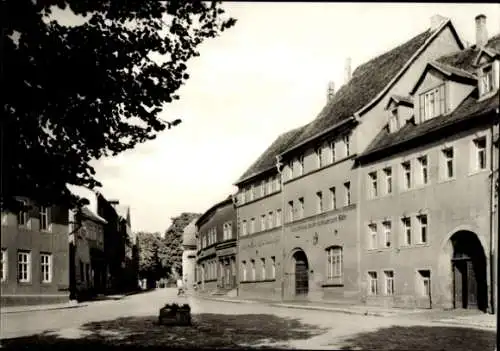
[182,217,199,291]
[1,198,70,306]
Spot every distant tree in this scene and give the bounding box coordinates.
[136,231,162,285]
[2,0,236,211]
[162,212,200,277]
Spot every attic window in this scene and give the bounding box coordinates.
[388,107,400,133]
[479,64,494,96]
[419,84,445,122]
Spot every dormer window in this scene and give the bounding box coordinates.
[479,64,494,96]
[419,84,445,122]
[388,107,400,133]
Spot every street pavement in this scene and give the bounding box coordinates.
[0,288,497,350]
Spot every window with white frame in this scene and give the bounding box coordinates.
[417,156,428,185]
[383,220,392,248]
[297,156,304,176]
[250,218,255,234]
[271,256,276,279]
[441,147,454,179]
[368,223,377,249]
[330,140,336,163]
[288,160,294,180]
[343,134,351,157]
[288,201,294,222]
[251,259,256,280]
[17,200,28,226]
[479,64,495,96]
[368,271,378,295]
[326,246,342,280]
[242,220,247,236]
[223,222,232,240]
[401,161,412,190]
[473,137,487,171]
[417,214,428,244]
[315,146,323,168]
[1,249,7,282]
[383,167,392,194]
[17,250,31,283]
[39,206,50,231]
[316,191,323,214]
[276,209,282,227]
[330,187,337,210]
[261,258,266,280]
[344,182,351,206]
[275,175,281,191]
[248,186,253,201]
[40,253,52,283]
[252,184,258,200]
[419,84,445,121]
[389,107,400,132]
[241,261,247,281]
[298,197,304,219]
[260,215,266,232]
[368,171,378,198]
[267,177,273,194]
[384,270,394,295]
[260,180,266,197]
[240,190,246,204]
[417,270,431,297]
[268,211,273,229]
[402,217,412,245]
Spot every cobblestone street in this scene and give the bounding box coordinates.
[1,288,496,350]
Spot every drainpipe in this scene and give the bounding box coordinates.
[490,107,500,317]
[276,156,286,302]
[231,194,239,296]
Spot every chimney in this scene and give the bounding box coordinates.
[430,14,447,30]
[327,81,335,102]
[475,14,488,47]
[344,57,352,84]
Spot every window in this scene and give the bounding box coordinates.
[17,200,27,226]
[417,214,428,244]
[268,212,273,229]
[402,217,412,246]
[326,247,342,280]
[39,206,50,231]
[17,251,31,283]
[261,258,266,280]
[330,187,337,210]
[248,185,254,201]
[276,209,282,227]
[389,108,400,132]
[260,180,266,197]
[383,167,392,194]
[383,221,392,248]
[441,147,454,179]
[240,190,246,204]
[242,220,247,236]
[288,201,294,222]
[298,197,304,219]
[288,160,294,179]
[40,253,52,283]
[473,137,487,171]
[260,215,266,231]
[275,175,281,191]
[368,271,378,295]
[343,134,351,157]
[316,146,323,168]
[384,270,394,295]
[250,218,255,234]
[368,171,378,198]
[267,177,273,194]
[1,249,7,282]
[241,261,247,281]
[223,223,232,240]
[344,182,351,206]
[419,85,445,121]
[479,65,494,96]
[401,161,412,189]
[251,259,256,281]
[316,191,323,213]
[297,156,304,176]
[271,256,276,279]
[417,270,431,297]
[417,156,428,185]
[330,140,336,163]
[368,223,378,249]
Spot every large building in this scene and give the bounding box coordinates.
[1,198,70,306]
[195,196,238,294]
[182,217,199,291]
[233,14,499,312]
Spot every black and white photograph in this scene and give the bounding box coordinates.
[1,1,499,350]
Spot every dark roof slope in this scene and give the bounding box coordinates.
[285,29,434,151]
[235,125,306,184]
[81,206,107,224]
[361,91,499,160]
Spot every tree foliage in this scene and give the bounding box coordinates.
[2,0,236,210]
[136,231,167,281]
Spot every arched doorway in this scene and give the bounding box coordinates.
[293,250,309,296]
[450,231,487,311]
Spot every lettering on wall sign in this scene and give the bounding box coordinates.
[291,214,347,233]
[240,237,279,250]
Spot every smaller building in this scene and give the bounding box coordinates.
[195,196,238,294]
[182,217,199,291]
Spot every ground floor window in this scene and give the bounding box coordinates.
[241,260,247,281]
[326,246,342,280]
[271,256,276,279]
[1,249,7,282]
[417,270,431,296]
[251,259,256,281]
[18,250,31,283]
[368,271,378,295]
[261,258,266,280]
[40,253,52,283]
[384,270,394,296]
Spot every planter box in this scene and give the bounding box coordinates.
[158,303,192,326]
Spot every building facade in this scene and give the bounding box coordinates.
[234,14,498,312]
[195,197,238,294]
[1,198,70,306]
[182,218,199,291]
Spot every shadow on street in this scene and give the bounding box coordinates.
[1,313,328,349]
[334,325,496,351]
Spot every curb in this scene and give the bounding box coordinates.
[432,319,496,330]
[270,303,394,317]
[1,303,88,315]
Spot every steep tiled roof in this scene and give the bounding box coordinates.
[235,125,306,184]
[360,91,499,160]
[284,28,435,152]
[81,206,107,224]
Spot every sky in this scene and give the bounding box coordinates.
[84,3,500,234]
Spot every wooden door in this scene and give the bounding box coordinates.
[453,261,464,308]
[295,258,308,296]
[466,260,478,309]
